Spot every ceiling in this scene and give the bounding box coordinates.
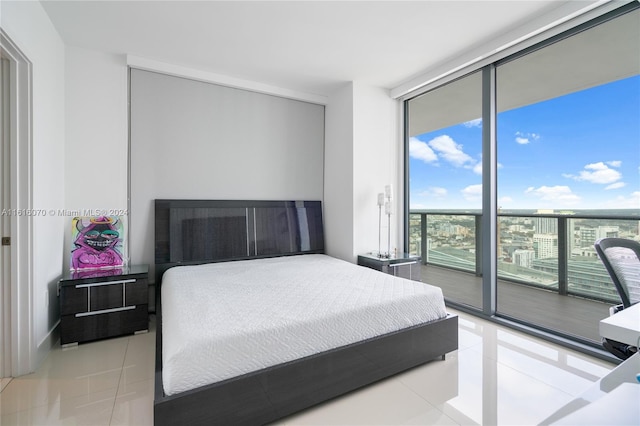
[39,0,577,97]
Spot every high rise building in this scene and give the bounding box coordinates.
[533,234,558,259]
[533,217,557,234]
[580,227,597,248]
[596,226,619,240]
[567,219,576,255]
[580,225,619,248]
[514,249,535,268]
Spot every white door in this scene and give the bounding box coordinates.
[0,55,11,380]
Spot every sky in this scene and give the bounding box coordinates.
[409,75,640,211]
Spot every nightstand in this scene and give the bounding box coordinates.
[357,253,422,281]
[58,264,149,346]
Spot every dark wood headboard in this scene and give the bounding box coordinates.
[154,200,324,281]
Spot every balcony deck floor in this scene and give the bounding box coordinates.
[421,264,612,344]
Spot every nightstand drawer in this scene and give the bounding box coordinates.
[60,278,148,315]
[388,261,421,281]
[60,304,148,345]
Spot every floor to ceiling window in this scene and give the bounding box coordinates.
[407,71,483,309]
[495,8,639,343]
[406,3,639,348]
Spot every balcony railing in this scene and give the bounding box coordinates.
[409,211,640,305]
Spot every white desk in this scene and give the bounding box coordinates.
[544,353,640,425]
[600,303,640,347]
[542,305,640,425]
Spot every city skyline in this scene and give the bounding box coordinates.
[409,75,640,211]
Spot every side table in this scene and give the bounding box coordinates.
[357,253,422,281]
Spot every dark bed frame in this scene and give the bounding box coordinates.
[153,199,458,426]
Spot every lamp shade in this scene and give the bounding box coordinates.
[385,184,393,200]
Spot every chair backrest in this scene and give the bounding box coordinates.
[594,237,640,309]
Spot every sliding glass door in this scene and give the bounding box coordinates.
[494,9,640,342]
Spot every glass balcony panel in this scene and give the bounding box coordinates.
[412,210,638,344]
[409,213,481,308]
[567,218,639,303]
[497,215,559,288]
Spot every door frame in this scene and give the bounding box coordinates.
[0,28,34,377]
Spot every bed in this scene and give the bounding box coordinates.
[153,199,458,425]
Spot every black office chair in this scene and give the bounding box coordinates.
[594,237,640,360]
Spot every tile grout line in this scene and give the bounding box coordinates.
[109,335,131,426]
[0,377,12,393]
[396,376,459,425]
[494,354,578,402]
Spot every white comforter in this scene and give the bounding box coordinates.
[161,254,447,395]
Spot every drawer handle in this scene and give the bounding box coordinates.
[388,262,416,267]
[75,279,136,289]
[75,305,136,317]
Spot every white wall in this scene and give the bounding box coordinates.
[353,83,399,258]
[62,49,402,271]
[1,1,66,370]
[129,69,325,275]
[63,49,400,272]
[324,83,355,262]
[64,46,129,268]
[324,82,400,262]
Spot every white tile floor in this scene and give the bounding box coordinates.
[0,309,614,425]
[0,321,155,426]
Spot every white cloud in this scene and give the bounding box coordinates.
[605,182,626,190]
[515,131,540,145]
[428,135,474,167]
[409,137,438,164]
[410,203,430,210]
[564,161,622,184]
[601,191,640,209]
[419,187,448,198]
[607,160,622,167]
[463,118,482,128]
[498,196,513,206]
[524,185,581,204]
[462,184,482,201]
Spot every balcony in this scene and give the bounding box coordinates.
[409,211,640,345]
